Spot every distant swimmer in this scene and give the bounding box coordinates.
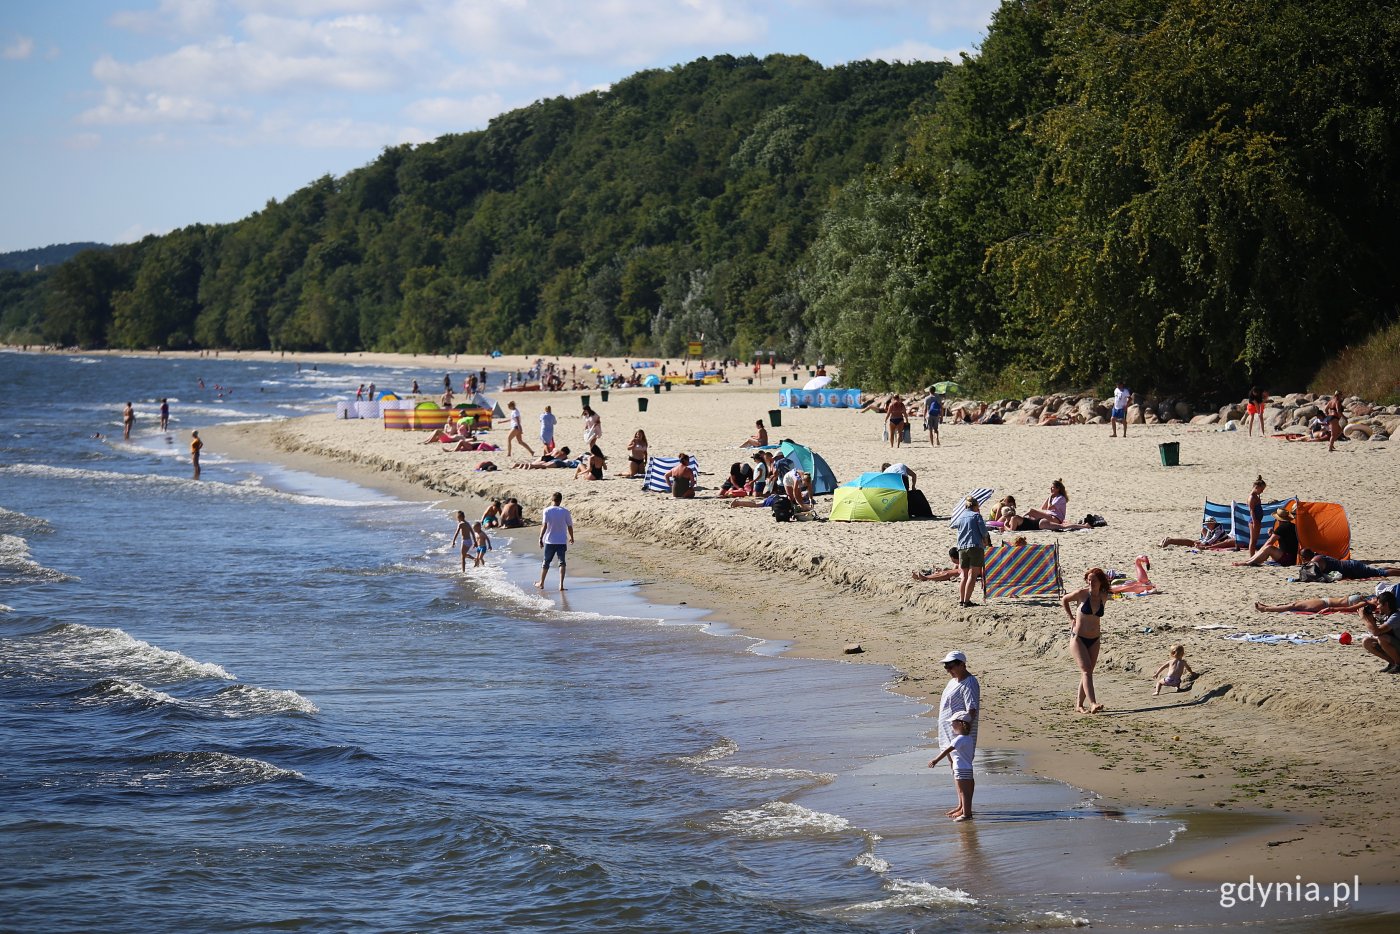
[122,402,135,440]
[190,430,203,479]
[159,398,170,431]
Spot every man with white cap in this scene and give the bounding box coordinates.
[936,650,980,819]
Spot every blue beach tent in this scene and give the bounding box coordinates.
[778,439,838,495]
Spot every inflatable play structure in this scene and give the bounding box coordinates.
[982,543,1064,600]
[777,387,862,409]
[830,472,908,522]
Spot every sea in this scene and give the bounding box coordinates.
[1,350,1388,932]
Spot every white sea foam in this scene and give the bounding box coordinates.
[854,844,890,875]
[0,464,392,509]
[710,801,850,839]
[0,506,54,535]
[845,878,978,911]
[83,677,181,708]
[205,684,319,717]
[36,623,235,683]
[0,533,77,583]
[68,356,101,365]
[130,750,304,786]
[710,765,836,783]
[677,737,739,765]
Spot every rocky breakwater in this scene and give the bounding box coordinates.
[862,391,1398,440]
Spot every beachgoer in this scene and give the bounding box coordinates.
[740,420,768,448]
[720,462,752,498]
[440,387,454,408]
[913,548,962,583]
[574,444,606,481]
[411,379,420,395]
[539,405,557,453]
[501,498,523,528]
[189,430,203,479]
[1024,480,1093,531]
[514,447,573,470]
[471,521,492,568]
[1245,386,1267,436]
[536,492,574,591]
[782,468,812,507]
[1061,568,1110,713]
[1297,550,1400,581]
[505,401,534,458]
[880,462,917,490]
[665,453,696,498]
[1254,593,1374,614]
[750,451,770,495]
[934,650,979,820]
[482,499,502,529]
[159,399,169,432]
[1235,504,1299,566]
[1153,645,1195,695]
[1361,590,1400,672]
[951,496,991,607]
[1326,390,1344,452]
[927,713,976,821]
[1109,381,1130,437]
[1161,516,1232,549]
[451,510,471,572]
[356,384,365,401]
[582,405,602,448]
[923,391,942,446]
[885,394,908,448]
[122,402,135,440]
[618,430,648,478]
[1248,476,1266,553]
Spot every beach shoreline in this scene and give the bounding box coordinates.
[188,356,1399,890]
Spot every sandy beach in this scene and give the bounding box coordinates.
[176,348,1400,887]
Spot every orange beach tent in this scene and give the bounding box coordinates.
[1294,501,1351,559]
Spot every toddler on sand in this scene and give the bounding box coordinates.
[1153,644,1195,695]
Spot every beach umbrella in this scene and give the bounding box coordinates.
[830,472,909,522]
[949,487,996,525]
[643,374,661,387]
[490,350,503,358]
[778,440,838,495]
[803,375,833,390]
[933,380,961,395]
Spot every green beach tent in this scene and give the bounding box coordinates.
[830,472,909,522]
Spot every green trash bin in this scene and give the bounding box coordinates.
[653,384,660,394]
[1158,441,1180,467]
[601,389,609,402]
[664,382,672,392]
[638,397,648,413]
[581,395,590,408]
[768,409,782,428]
[781,376,787,385]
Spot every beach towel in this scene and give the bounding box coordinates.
[982,542,1063,599]
[1222,632,1327,645]
[643,456,702,493]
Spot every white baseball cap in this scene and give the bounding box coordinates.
[940,651,967,665]
[950,711,973,723]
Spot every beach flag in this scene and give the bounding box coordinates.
[982,542,1063,599]
[949,488,995,524]
[643,456,701,493]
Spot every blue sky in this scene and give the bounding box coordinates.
[0,1,999,253]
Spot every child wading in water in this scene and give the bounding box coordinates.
[927,712,976,821]
[451,511,471,572]
[471,521,493,568]
[1153,644,1195,695]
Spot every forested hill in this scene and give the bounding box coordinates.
[15,54,947,356]
[0,243,106,272]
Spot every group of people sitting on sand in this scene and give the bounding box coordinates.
[992,480,1103,532]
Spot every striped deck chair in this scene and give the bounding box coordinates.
[949,488,996,525]
[1229,497,1296,548]
[642,456,701,493]
[982,542,1063,599]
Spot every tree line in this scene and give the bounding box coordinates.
[3,1,1397,395]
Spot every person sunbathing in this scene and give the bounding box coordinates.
[513,446,574,469]
[574,444,606,481]
[1254,593,1374,614]
[995,496,1040,532]
[1297,549,1400,580]
[913,548,962,582]
[739,420,769,448]
[1161,517,1233,549]
[1022,480,1094,531]
[424,423,473,444]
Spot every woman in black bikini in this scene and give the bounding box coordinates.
[1061,568,1110,713]
[618,430,648,478]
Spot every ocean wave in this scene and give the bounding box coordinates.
[77,677,181,709]
[845,878,978,911]
[0,506,54,536]
[67,356,101,364]
[710,801,851,839]
[855,845,890,875]
[72,678,317,718]
[205,684,320,717]
[676,737,739,765]
[127,750,305,788]
[15,622,235,684]
[0,533,77,584]
[709,764,836,783]
[0,464,392,509]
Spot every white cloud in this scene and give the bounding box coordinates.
[866,41,970,64]
[64,132,103,150]
[241,112,419,148]
[924,0,998,34]
[78,86,250,125]
[114,221,171,244]
[111,0,224,37]
[404,93,506,129]
[3,35,34,60]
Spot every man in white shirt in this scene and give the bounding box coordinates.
[1110,381,1131,438]
[937,650,980,819]
[536,491,574,591]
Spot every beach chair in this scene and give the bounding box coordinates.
[643,456,702,493]
[982,542,1063,599]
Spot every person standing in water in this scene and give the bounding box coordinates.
[159,399,170,432]
[189,431,203,479]
[537,492,574,591]
[122,402,135,440]
[451,510,471,573]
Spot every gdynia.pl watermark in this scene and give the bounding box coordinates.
[1219,875,1361,909]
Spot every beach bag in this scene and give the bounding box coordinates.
[907,488,933,519]
[771,496,795,523]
